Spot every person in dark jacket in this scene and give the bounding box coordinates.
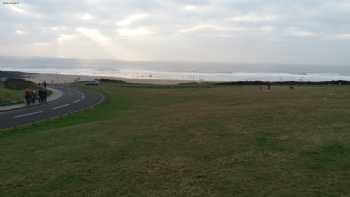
[43,88,48,103]
[38,88,44,103]
[25,89,32,105]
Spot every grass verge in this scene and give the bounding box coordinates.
[0,83,24,106]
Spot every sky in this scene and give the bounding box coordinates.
[0,0,350,65]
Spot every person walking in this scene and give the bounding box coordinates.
[43,88,48,103]
[32,89,37,104]
[38,88,44,103]
[24,89,32,105]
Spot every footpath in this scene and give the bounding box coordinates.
[0,87,63,112]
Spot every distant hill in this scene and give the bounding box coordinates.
[4,78,37,90]
[0,71,26,79]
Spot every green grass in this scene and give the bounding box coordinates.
[2,83,350,196]
[0,83,24,106]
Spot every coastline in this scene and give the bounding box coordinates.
[1,70,350,86]
[1,71,192,85]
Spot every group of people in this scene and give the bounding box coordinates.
[24,82,48,105]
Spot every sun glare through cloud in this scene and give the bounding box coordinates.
[0,0,349,65]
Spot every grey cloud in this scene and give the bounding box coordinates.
[0,0,349,65]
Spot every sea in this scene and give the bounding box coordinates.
[0,56,350,82]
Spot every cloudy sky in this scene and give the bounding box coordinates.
[1,0,350,65]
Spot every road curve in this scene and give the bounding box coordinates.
[0,85,104,129]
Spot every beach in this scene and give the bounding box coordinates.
[1,71,191,85]
[1,57,350,83]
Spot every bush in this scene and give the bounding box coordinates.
[4,78,37,90]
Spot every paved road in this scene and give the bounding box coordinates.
[0,85,104,129]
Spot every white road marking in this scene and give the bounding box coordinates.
[52,104,70,110]
[14,111,43,119]
[73,99,81,104]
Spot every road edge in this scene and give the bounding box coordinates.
[0,87,63,112]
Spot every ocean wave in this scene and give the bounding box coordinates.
[2,66,350,82]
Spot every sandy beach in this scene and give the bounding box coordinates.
[1,70,190,85]
[25,72,191,85]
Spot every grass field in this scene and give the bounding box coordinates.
[0,83,23,106]
[1,83,350,196]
